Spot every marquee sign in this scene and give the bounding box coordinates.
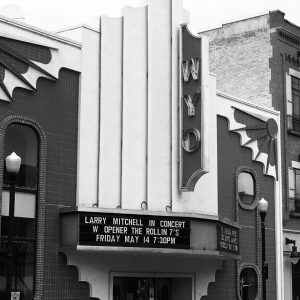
[179,24,207,191]
[79,213,190,249]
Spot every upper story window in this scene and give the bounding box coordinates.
[287,69,300,135]
[291,76,300,131]
[289,161,300,214]
[0,123,38,300]
[236,167,259,210]
[238,172,255,205]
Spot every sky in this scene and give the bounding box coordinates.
[0,0,299,33]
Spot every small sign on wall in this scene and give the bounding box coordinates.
[217,222,239,255]
[179,24,209,191]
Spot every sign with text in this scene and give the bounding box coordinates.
[217,223,239,255]
[79,213,190,249]
[179,24,206,191]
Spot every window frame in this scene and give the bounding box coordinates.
[236,167,260,210]
[0,116,47,300]
[287,68,300,135]
[288,161,300,215]
[237,263,261,300]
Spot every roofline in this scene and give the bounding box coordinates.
[55,23,100,34]
[198,10,270,33]
[0,14,82,48]
[217,91,280,116]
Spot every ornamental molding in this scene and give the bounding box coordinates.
[0,36,61,102]
[224,106,278,179]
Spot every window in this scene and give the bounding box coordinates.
[289,165,300,213]
[0,123,38,300]
[239,267,258,300]
[238,264,260,300]
[287,69,300,134]
[292,260,300,300]
[236,167,259,210]
[291,76,300,132]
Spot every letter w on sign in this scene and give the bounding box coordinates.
[181,58,200,82]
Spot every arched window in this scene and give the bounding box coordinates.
[0,123,38,299]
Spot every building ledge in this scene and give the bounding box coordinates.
[59,245,241,260]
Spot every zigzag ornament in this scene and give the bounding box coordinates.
[0,38,58,102]
[224,106,278,179]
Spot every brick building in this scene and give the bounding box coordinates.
[198,9,300,299]
[0,1,284,300]
[57,1,282,299]
[0,16,92,299]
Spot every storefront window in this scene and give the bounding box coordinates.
[0,123,38,300]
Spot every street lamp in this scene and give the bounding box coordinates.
[257,197,268,300]
[5,152,21,300]
[285,238,300,264]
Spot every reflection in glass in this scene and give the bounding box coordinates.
[0,124,38,300]
[238,172,255,205]
[239,268,258,300]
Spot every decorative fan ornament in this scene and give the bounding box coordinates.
[0,38,57,102]
[226,107,278,180]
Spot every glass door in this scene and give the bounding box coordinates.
[112,275,192,300]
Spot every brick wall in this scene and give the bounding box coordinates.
[269,11,300,228]
[202,116,276,299]
[0,56,90,299]
[199,14,273,108]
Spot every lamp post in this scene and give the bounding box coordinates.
[257,197,268,300]
[5,152,21,300]
[285,238,300,264]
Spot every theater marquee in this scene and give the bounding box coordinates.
[79,213,190,249]
[60,208,240,259]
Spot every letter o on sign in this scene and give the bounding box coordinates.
[182,128,201,152]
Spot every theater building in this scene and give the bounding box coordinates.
[58,1,283,299]
[198,10,300,299]
[0,1,284,299]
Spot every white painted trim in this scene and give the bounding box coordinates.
[275,115,284,300]
[292,161,300,169]
[147,0,172,210]
[76,27,100,207]
[55,24,100,34]
[217,91,280,116]
[283,228,300,234]
[0,14,82,48]
[121,5,147,210]
[98,16,123,208]
[0,31,59,49]
[289,68,300,78]
[201,36,210,173]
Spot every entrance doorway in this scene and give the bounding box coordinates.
[112,275,193,300]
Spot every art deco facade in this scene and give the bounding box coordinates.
[0,1,287,299]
